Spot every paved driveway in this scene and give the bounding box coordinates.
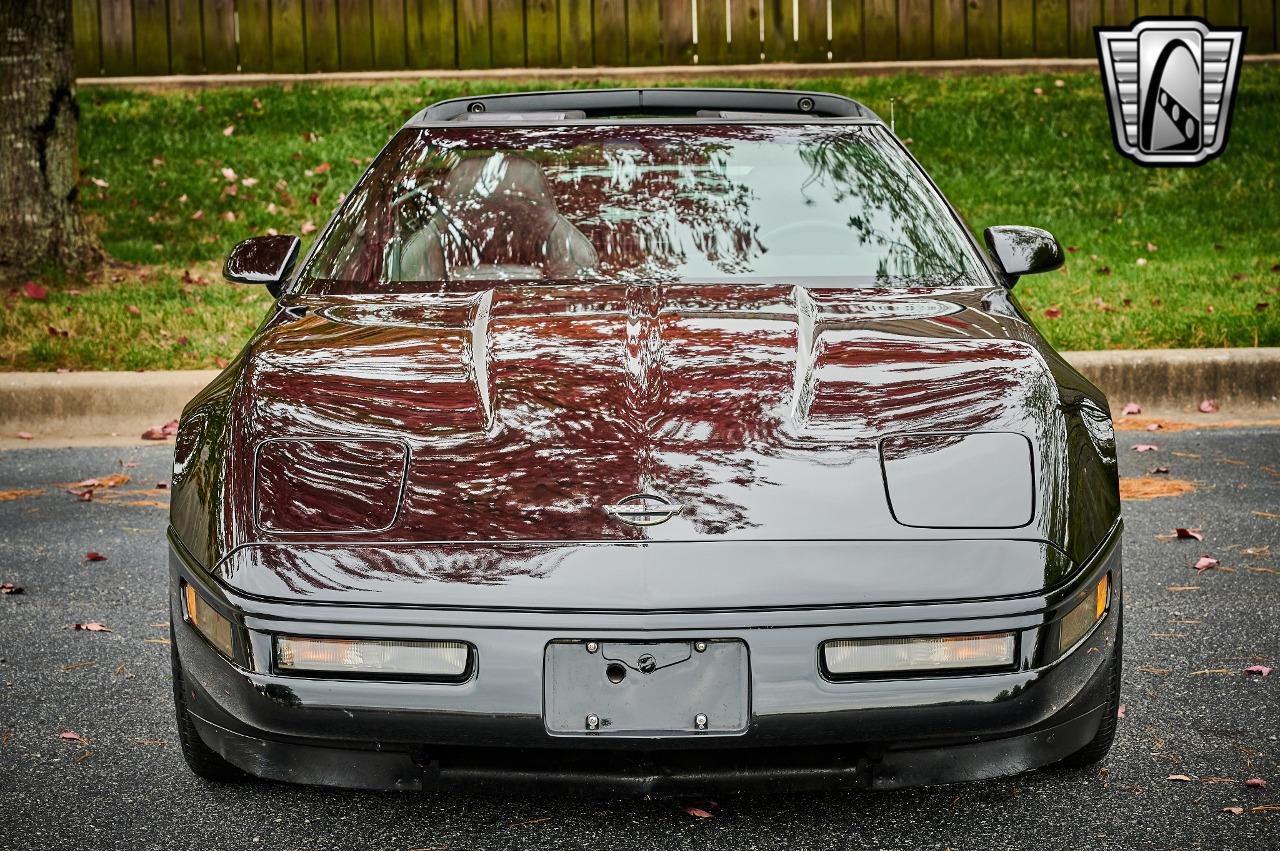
[1,427,1277,850]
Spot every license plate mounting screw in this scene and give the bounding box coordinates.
[586,713,600,730]
[585,641,598,653]
[694,713,708,730]
[694,641,707,652]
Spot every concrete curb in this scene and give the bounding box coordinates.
[2,349,1277,447]
[76,54,1280,89]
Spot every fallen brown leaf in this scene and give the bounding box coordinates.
[1194,556,1220,571]
[1253,511,1280,521]
[1222,806,1245,815]
[1166,585,1200,592]
[1118,478,1194,500]
[1175,527,1204,541]
[1244,665,1273,677]
[0,488,43,501]
[1168,774,1194,782]
[85,551,107,562]
[1245,778,1268,788]
[1190,668,1231,675]
[0,582,22,595]
[1199,399,1219,413]
[70,622,111,632]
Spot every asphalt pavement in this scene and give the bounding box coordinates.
[1,426,1277,850]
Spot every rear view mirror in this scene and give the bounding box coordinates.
[983,226,1064,286]
[223,235,301,297]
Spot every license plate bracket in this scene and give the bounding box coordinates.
[544,639,749,737]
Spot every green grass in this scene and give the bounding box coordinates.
[3,69,1278,370]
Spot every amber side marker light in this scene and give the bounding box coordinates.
[182,582,234,659]
[275,636,470,679]
[1058,573,1111,655]
[823,633,1016,676]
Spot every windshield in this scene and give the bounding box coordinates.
[300,124,984,292]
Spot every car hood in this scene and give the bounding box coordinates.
[184,281,1114,557]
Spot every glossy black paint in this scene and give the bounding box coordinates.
[223,234,301,296]
[170,89,1122,793]
[983,225,1066,285]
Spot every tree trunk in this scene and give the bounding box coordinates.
[0,0,99,281]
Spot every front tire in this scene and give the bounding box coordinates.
[1054,612,1123,768]
[171,636,244,782]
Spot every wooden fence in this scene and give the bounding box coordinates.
[73,0,1278,76]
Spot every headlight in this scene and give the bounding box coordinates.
[1058,573,1110,654]
[275,636,471,680]
[182,582,235,659]
[822,632,1016,676]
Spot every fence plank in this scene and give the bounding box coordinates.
[663,0,696,63]
[1136,0,1170,15]
[339,0,377,69]
[1036,0,1070,55]
[1244,0,1274,50]
[723,0,759,63]
[794,0,829,60]
[238,0,273,71]
[698,0,730,63]
[456,0,491,68]
[1103,0,1136,25]
[490,0,526,65]
[307,0,341,71]
[271,0,307,72]
[933,0,965,58]
[628,0,665,65]
[1204,0,1239,22]
[202,0,237,71]
[101,0,134,75]
[898,0,931,58]
[167,0,203,72]
[763,0,790,60]
[132,0,169,74]
[72,0,102,76]
[593,0,627,63]
[560,0,594,65]
[407,0,458,67]
[1241,0,1275,51]
[372,0,409,68]
[1068,0,1102,57]
[966,0,998,57]
[864,0,898,59]
[1172,0,1205,15]
[526,0,561,66]
[831,0,865,61]
[1001,0,1035,57]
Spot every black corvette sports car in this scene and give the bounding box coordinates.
[169,88,1122,794]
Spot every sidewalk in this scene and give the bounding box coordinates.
[2,348,1277,448]
[76,55,1280,89]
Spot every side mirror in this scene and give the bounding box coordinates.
[982,226,1064,286]
[223,235,301,297]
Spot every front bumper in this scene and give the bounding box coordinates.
[172,529,1122,794]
